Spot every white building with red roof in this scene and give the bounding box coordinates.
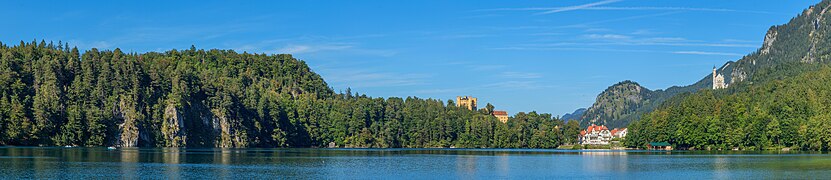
[579,124,613,145]
[611,128,627,139]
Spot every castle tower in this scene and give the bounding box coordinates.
[456,96,477,110]
[712,66,727,89]
[712,66,716,81]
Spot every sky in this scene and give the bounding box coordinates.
[2,0,821,116]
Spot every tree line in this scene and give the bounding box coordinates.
[625,66,831,151]
[0,40,580,148]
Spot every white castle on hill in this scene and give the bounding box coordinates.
[712,67,728,89]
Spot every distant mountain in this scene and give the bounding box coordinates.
[580,0,831,129]
[561,108,586,122]
[576,63,722,128]
[579,81,659,128]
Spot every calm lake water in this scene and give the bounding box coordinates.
[1,147,830,179]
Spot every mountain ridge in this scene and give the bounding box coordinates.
[576,0,831,129]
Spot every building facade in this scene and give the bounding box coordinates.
[456,96,478,110]
[610,128,627,139]
[579,124,613,145]
[713,67,728,89]
[492,110,509,123]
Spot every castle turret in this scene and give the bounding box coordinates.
[712,66,727,89]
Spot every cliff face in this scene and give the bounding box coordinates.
[162,104,187,147]
[723,0,831,84]
[116,97,140,147]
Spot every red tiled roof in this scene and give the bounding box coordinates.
[492,110,508,116]
[585,124,609,133]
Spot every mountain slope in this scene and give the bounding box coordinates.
[579,81,651,128]
[561,108,586,122]
[577,0,831,128]
[625,0,831,150]
[577,78,706,129]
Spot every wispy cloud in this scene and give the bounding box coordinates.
[470,64,507,71]
[585,34,632,40]
[69,40,113,50]
[274,44,353,54]
[631,29,658,35]
[435,61,507,71]
[722,39,760,43]
[499,33,756,50]
[498,72,543,79]
[491,46,747,57]
[578,7,775,14]
[322,68,431,88]
[482,80,556,90]
[673,51,745,56]
[230,35,398,57]
[530,32,565,36]
[491,46,656,53]
[478,5,774,15]
[538,0,623,14]
[413,87,471,94]
[439,34,494,39]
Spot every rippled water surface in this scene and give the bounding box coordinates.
[1,147,830,179]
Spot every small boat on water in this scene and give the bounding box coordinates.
[107,147,117,150]
[64,145,74,148]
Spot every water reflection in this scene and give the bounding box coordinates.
[1,147,831,179]
[496,153,509,178]
[455,155,477,177]
[162,148,181,178]
[121,148,139,179]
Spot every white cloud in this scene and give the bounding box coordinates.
[498,72,543,79]
[631,29,657,35]
[579,7,774,14]
[470,64,506,71]
[276,45,311,54]
[585,34,632,40]
[538,0,623,14]
[482,80,555,90]
[322,68,431,88]
[413,88,470,94]
[274,44,353,54]
[478,5,773,15]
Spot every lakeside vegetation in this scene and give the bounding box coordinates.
[0,40,583,148]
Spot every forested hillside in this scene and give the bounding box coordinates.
[626,66,831,150]
[626,0,831,150]
[576,79,705,129]
[577,0,831,129]
[579,81,652,128]
[0,40,570,148]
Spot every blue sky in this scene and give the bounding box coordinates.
[2,0,820,116]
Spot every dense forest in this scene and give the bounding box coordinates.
[626,0,831,150]
[625,66,831,150]
[0,40,577,148]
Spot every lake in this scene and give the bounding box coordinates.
[1,147,829,179]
